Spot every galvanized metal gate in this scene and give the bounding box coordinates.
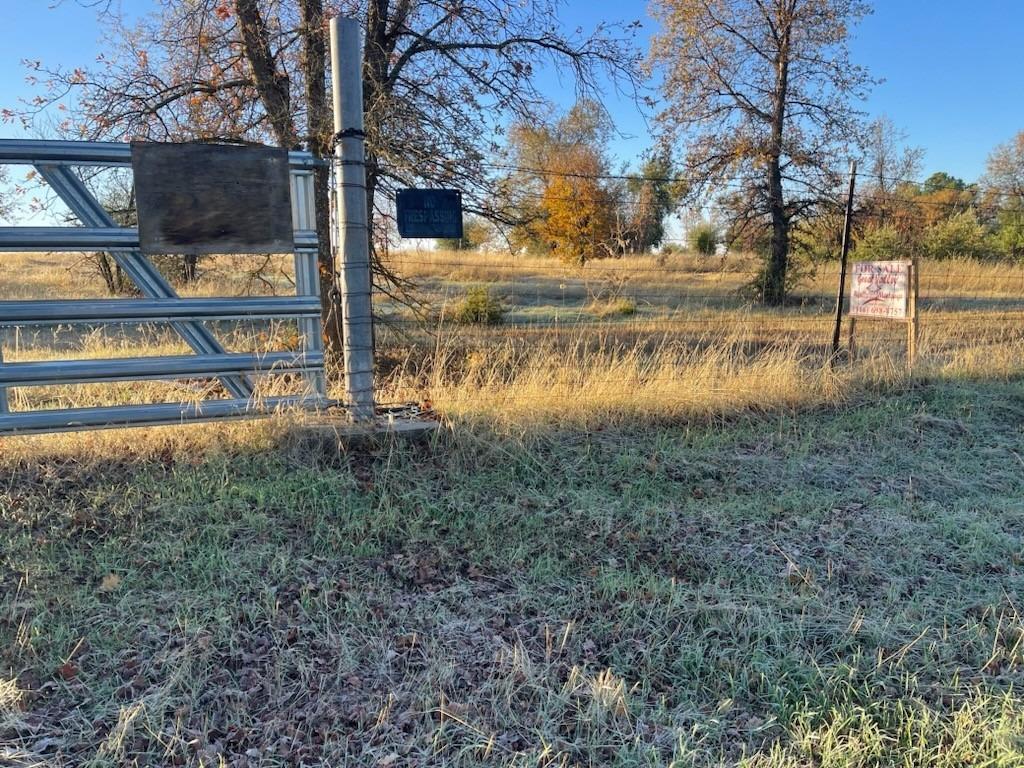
[0,139,332,434]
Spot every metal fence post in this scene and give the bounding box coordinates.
[0,344,8,414]
[330,16,375,422]
[831,159,857,360]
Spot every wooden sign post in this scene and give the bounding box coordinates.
[847,259,919,367]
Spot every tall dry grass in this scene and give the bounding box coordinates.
[0,252,297,301]
[386,247,757,281]
[401,336,853,425]
[379,327,1024,429]
[0,248,1022,452]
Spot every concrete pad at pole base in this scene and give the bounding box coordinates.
[285,415,440,451]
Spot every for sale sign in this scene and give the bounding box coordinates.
[850,261,911,320]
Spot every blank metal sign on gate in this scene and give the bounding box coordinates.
[132,142,294,255]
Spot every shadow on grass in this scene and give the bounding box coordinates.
[1,374,1023,765]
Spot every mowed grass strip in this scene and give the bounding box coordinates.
[2,377,1024,766]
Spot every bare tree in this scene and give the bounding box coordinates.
[862,116,923,195]
[0,168,12,222]
[15,0,642,349]
[89,171,136,295]
[984,132,1024,201]
[982,132,1024,260]
[856,115,924,234]
[650,0,873,303]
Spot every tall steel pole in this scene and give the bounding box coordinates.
[831,160,857,360]
[330,17,375,421]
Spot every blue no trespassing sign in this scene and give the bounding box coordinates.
[396,188,463,239]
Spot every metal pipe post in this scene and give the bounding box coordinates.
[0,344,8,414]
[330,17,375,421]
[831,160,857,360]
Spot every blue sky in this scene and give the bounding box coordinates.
[553,0,1024,182]
[3,0,1023,183]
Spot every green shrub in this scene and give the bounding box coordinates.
[992,208,1024,261]
[435,215,494,251]
[924,211,990,260]
[793,212,845,263]
[590,297,637,318]
[452,287,504,325]
[852,225,905,261]
[743,255,814,304]
[689,222,719,256]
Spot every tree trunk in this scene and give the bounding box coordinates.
[95,253,118,295]
[363,0,390,239]
[299,0,344,356]
[763,22,792,306]
[235,0,297,147]
[182,254,199,283]
[765,173,789,305]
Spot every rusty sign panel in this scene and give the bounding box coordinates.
[132,142,294,255]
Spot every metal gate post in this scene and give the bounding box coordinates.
[330,17,375,421]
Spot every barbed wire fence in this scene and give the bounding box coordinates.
[3,157,1022,423]
[369,163,1024,413]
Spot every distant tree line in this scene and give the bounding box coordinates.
[794,125,1024,266]
[858,132,1024,263]
[11,0,1024,312]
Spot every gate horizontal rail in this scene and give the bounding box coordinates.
[0,138,324,169]
[0,138,335,434]
[0,352,323,387]
[0,226,319,251]
[0,396,325,435]
[0,297,321,324]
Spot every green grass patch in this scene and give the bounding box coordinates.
[2,378,1024,765]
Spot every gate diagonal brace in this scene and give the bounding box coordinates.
[34,164,254,400]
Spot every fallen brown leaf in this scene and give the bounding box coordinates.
[99,573,122,593]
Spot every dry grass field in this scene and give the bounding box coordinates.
[2,248,1024,766]
[2,248,1023,420]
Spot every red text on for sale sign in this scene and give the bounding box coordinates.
[849,261,911,320]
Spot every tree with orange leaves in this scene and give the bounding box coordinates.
[504,100,620,265]
[541,147,616,265]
